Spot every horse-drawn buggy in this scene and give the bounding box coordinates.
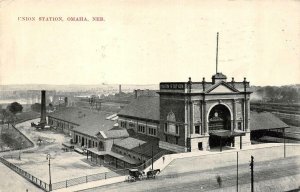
[127,169,145,182]
[127,168,161,182]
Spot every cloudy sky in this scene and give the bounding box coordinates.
[0,0,299,86]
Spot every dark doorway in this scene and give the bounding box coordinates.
[209,135,234,148]
[81,137,84,147]
[198,142,203,150]
[75,135,78,143]
[98,141,104,151]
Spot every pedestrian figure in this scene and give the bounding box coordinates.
[163,156,165,163]
[216,175,222,187]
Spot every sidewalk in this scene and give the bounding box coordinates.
[53,176,126,192]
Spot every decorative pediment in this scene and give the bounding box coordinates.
[206,82,239,93]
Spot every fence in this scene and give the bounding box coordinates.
[0,157,49,191]
[0,147,166,191]
[51,167,128,190]
[51,151,166,191]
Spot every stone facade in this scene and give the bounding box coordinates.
[158,73,252,152]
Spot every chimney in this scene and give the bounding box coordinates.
[64,97,68,107]
[40,90,46,125]
[134,90,138,99]
[119,85,122,93]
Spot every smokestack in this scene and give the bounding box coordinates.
[40,90,46,125]
[119,85,122,93]
[134,90,137,99]
[64,97,68,107]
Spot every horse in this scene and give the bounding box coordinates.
[147,169,161,179]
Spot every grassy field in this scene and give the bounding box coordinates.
[0,124,33,152]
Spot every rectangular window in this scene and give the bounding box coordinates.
[148,127,157,136]
[195,125,200,134]
[138,125,146,133]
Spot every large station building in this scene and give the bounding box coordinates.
[119,72,252,153]
[47,72,288,168]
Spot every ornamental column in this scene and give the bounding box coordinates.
[246,98,250,132]
[233,99,237,130]
[203,100,208,135]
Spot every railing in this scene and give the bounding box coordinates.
[51,168,128,190]
[0,157,49,191]
[51,150,167,190]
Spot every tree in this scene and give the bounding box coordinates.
[31,103,41,113]
[7,102,23,115]
[0,109,14,125]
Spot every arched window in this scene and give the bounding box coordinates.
[167,111,176,122]
[166,111,177,134]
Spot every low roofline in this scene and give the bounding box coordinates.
[118,114,159,123]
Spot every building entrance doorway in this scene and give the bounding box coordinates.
[208,104,231,131]
[208,104,232,148]
[81,137,84,147]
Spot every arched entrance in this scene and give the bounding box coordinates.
[208,104,231,131]
[208,104,233,148]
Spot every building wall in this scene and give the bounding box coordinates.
[113,145,148,163]
[158,92,251,152]
[159,95,187,148]
[48,116,76,135]
[118,116,159,138]
[73,131,98,148]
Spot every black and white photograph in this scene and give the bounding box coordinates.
[0,0,299,191]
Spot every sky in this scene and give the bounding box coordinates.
[0,0,299,86]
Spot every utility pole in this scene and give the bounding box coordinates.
[151,145,154,170]
[283,128,286,158]
[250,156,254,192]
[237,151,239,192]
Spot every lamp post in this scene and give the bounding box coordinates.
[19,142,24,160]
[46,154,52,191]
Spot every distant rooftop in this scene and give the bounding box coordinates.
[250,111,289,131]
[48,107,118,137]
[118,96,160,121]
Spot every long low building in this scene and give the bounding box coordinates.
[47,107,163,168]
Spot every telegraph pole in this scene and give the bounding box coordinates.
[250,156,254,192]
[151,145,154,170]
[236,151,239,192]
